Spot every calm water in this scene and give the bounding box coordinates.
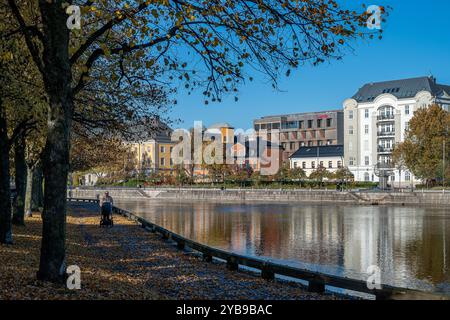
[115,199,450,294]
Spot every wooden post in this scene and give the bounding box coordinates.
[203,253,213,262]
[176,240,185,250]
[226,257,239,271]
[308,280,325,293]
[161,232,170,240]
[261,267,275,280]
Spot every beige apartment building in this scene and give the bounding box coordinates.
[253,110,344,160]
[127,120,176,176]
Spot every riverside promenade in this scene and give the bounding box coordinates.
[0,201,343,300]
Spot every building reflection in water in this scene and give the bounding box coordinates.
[115,199,450,293]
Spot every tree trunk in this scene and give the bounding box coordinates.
[31,160,44,211]
[0,100,13,244]
[12,136,27,225]
[24,164,33,217]
[36,0,73,283]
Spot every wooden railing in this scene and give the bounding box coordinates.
[67,198,449,300]
[67,197,99,203]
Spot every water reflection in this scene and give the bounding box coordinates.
[115,199,450,293]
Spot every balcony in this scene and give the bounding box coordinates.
[377,114,395,121]
[377,131,395,137]
[377,146,393,153]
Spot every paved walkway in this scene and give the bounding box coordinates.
[70,202,344,300]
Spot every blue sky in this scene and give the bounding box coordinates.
[168,0,450,129]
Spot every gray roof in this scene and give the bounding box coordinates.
[208,122,234,129]
[127,117,173,142]
[290,145,344,159]
[255,110,342,122]
[352,76,450,102]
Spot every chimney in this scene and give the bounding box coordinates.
[429,75,437,84]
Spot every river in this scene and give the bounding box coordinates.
[114,199,450,295]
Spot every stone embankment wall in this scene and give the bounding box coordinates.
[69,187,450,207]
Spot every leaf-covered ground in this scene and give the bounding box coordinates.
[0,202,345,300]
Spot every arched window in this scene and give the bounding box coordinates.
[378,105,395,119]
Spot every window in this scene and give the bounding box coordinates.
[293,162,298,168]
[337,161,342,168]
[365,125,369,134]
[160,146,165,153]
[299,121,304,129]
[326,118,332,127]
[365,156,370,166]
[348,125,354,135]
[302,162,306,169]
[160,157,165,166]
[405,105,410,115]
[308,141,313,146]
[170,158,173,166]
[328,161,333,169]
[349,110,353,119]
[282,121,298,129]
[308,120,313,128]
[319,161,324,168]
[349,157,354,166]
[364,172,370,182]
[327,140,332,145]
[318,140,324,146]
[365,109,369,118]
[290,142,295,150]
[272,123,280,129]
[317,119,322,128]
[300,141,305,147]
[405,171,411,181]
[405,122,409,132]
[311,161,315,169]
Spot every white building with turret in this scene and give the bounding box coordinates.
[343,76,450,187]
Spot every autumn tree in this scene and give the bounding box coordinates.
[0,21,44,240]
[392,104,450,186]
[174,164,190,185]
[274,163,290,181]
[229,164,252,185]
[309,166,331,186]
[289,167,306,180]
[332,167,354,182]
[7,0,385,282]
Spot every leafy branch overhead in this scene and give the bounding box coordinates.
[9,0,387,104]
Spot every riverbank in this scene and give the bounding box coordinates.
[69,187,450,207]
[0,202,343,300]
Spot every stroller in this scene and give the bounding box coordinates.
[100,202,114,227]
